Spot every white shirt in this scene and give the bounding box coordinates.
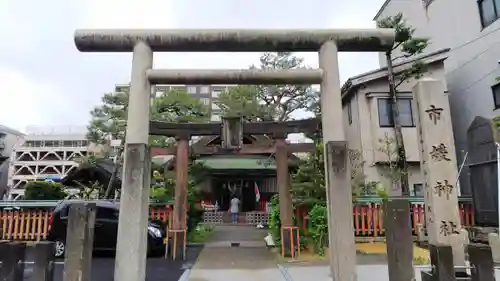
[230,198,240,213]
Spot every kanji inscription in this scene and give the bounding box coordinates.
[425,104,444,125]
[326,141,347,173]
[439,221,460,236]
[433,180,454,200]
[429,143,451,162]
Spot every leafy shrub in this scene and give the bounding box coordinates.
[268,194,282,248]
[24,181,66,200]
[308,204,328,255]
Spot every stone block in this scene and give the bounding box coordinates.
[0,242,26,281]
[416,223,428,242]
[385,199,413,281]
[33,241,55,281]
[63,203,96,281]
[468,243,495,281]
[450,228,468,266]
[488,232,500,263]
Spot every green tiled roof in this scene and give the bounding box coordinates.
[195,157,276,170]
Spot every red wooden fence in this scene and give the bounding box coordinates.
[0,207,170,241]
[0,201,475,241]
[295,202,475,236]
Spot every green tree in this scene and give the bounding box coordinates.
[150,89,209,146]
[149,161,209,232]
[87,88,209,199]
[290,142,326,208]
[72,181,105,200]
[215,85,266,120]
[290,143,370,208]
[24,181,67,200]
[216,53,317,121]
[376,13,430,195]
[287,144,377,255]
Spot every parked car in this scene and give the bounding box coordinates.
[47,200,166,258]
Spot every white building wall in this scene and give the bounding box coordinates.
[374,0,500,194]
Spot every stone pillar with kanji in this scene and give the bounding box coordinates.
[413,77,468,267]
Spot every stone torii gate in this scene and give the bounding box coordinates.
[73,29,395,281]
[150,117,320,259]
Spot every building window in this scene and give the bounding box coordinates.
[347,101,352,124]
[492,83,500,109]
[377,98,415,127]
[212,103,220,110]
[44,141,56,147]
[411,184,424,197]
[478,0,500,28]
[187,86,197,94]
[200,98,210,106]
[212,90,221,98]
[200,86,210,94]
[211,114,221,122]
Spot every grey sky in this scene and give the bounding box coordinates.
[0,0,386,132]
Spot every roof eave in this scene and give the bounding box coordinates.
[341,48,450,101]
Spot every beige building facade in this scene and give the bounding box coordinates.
[341,49,450,196]
[374,0,500,195]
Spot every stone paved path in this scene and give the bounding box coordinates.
[188,225,451,281]
[280,264,500,281]
[187,224,284,281]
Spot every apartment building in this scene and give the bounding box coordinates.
[7,126,94,199]
[115,84,233,122]
[341,49,449,196]
[374,0,500,194]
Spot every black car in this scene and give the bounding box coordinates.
[47,200,166,258]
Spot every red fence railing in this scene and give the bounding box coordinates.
[0,199,475,240]
[294,201,475,236]
[1,206,171,241]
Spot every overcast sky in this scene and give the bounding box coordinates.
[0,0,386,133]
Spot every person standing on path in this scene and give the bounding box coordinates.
[230,196,240,223]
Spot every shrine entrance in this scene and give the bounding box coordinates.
[150,117,320,232]
[213,178,256,212]
[74,28,396,280]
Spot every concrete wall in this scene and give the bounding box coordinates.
[375,0,500,194]
[0,126,25,199]
[343,61,447,194]
[1,133,24,157]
